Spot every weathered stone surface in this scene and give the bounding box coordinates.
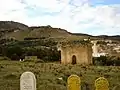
[20,71,36,90]
[67,74,81,90]
[95,77,109,90]
[58,40,92,65]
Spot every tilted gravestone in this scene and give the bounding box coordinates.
[112,84,120,90]
[95,77,109,90]
[67,74,81,90]
[20,71,36,90]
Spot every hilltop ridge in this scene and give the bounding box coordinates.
[0,21,120,41]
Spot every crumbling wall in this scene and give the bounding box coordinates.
[60,43,92,65]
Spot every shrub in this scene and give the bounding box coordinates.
[93,56,107,66]
[93,56,120,66]
[4,73,17,79]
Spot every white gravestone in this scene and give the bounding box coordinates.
[20,71,36,90]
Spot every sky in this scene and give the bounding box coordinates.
[0,0,120,36]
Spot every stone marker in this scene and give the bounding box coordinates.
[95,77,109,90]
[112,84,120,90]
[20,71,36,90]
[67,74,81,90]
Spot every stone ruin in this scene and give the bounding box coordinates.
[57,40,92,65]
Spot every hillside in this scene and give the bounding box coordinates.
[0,21,29,39]
[96,35,120,41]
[28,26,71,38]
[0,21,29,31]
[0,21,84,41]
[0,21,120,41]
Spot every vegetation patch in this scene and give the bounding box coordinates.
[3,73,17,79]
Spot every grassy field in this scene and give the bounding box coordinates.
[0,60,120,90]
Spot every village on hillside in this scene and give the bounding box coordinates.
[91,39,120,57]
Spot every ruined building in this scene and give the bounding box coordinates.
[91,41,99,57]
[57,40,92,65]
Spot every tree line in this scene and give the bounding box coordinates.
[0,39,60,62]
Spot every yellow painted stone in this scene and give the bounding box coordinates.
[67,74,81,90]
[95,77,109,90]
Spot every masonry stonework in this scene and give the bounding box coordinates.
[58,40,92,65]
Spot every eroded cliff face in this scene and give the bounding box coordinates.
[59,43,92,65]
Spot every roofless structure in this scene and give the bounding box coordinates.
[57,40,92,65]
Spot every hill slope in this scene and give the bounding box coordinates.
[0,21,29,39]
[0,21,80,41]
[0,21,120,41]
[28,26,71,38]
[0,21,29,31]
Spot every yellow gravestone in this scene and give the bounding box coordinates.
[67,74,81,90]
[95,77,109,90]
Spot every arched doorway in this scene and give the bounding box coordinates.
[72,55,77,65]
[58,50,61,63]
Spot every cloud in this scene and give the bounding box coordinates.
[23,0,69,12]
[0,0,28,22]
[0,0,120,35]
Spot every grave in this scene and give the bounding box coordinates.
[67,74,81,90]
[20,71,36,90]
[95,77,109,90]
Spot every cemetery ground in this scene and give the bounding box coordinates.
[0,60,120,90]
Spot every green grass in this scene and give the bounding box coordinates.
[2,30,30,41]
[0,60,120,90]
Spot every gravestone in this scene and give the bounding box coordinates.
[95,77,109,90]
[20,71,36,90]
[112,84,120,90]
[67,74,81,90]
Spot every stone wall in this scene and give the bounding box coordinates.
[58,40,92,65]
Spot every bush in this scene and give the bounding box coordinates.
[4,73,17,79]
[93,56,107,66]
[0,39,60,61]
[93,56,120,66]
[0,56,11,60]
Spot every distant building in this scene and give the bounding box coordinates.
[57,40,92,65]
[91,40,107,57]
[92,41,99,57]
[24,56,38,61]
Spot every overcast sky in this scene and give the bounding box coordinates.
[0,0,120,35]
